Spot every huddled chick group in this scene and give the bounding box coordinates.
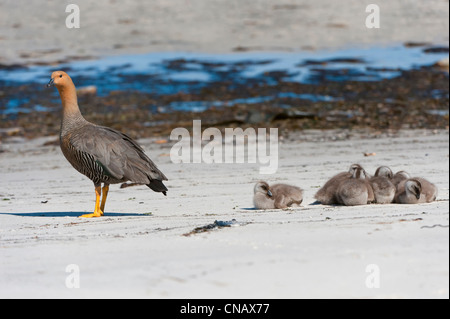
[314,164,438,206]
[253,164,438,209]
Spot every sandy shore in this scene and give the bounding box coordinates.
[0,129,448,298]
[0,0,449,65]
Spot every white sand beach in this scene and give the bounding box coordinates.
[0,129,448,298]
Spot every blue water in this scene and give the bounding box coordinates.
[165,93,342,113]
[0,44,448,114]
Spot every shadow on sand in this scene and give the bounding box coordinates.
[0,211,149,217]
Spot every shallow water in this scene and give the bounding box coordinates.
[0,44,448,115]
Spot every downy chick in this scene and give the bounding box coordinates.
[391,170,410,188]
[336,166,374,206]
[370,166,395,204]
[254,181,303,209]
[314,164,366,205]
[395,177,438,204]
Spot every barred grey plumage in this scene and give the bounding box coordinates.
[49,70,167,217]
[60,122,168,189]
[66,144,112,185]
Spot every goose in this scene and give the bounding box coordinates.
[336,166,374,206]
[48,71,168,218]
[254,181,303,209]
[314,164,366,205]
[370,166,395,204]
[395,177,438,204]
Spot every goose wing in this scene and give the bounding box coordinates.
[69,124,168,185]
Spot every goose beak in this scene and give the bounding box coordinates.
[413,186,421,199]
[267,190,273,197]
[47,78,54,87]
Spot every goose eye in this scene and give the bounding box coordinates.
[59,74,63,78]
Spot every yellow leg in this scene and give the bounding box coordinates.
[80,186,104,218]
[100,184,109,212]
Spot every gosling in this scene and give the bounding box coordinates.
[336,166,374,206]
[391,170,410,188]
[370,166,396,204]
[253,181,303,209]
[314,164,366,205]
[395,177,438,204]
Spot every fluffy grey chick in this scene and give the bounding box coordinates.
[395,177,438,204]
[254,181,303,209]
[314,164,366,205]
[370,166,396,204]
[391,171,410,188]
[336,166,374,206]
